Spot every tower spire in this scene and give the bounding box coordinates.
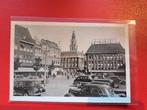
[70,30,78,52]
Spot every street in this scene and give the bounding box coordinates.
[42,75,74,96]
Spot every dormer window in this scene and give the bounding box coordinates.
[23,36,26,39]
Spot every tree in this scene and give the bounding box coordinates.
[14,57,21,70]
[33,57,42,76]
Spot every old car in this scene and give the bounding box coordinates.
[15,75,24,79]
[108,76,121,88]
[118,80,126,89]
[34,83,46,92]
[65,83,119,97]
[73,75,92,87]
[14,81,45,96]
[14,86,42,96]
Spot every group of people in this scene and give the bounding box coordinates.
[50,71,78,80]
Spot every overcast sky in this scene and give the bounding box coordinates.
[17,22,128,53]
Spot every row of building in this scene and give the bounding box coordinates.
[14,24,126,78]
[14,25,61,68]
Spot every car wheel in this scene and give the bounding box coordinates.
[64,93,74,97]
[23,92,29,96]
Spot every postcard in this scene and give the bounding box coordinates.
[10,19,131,103]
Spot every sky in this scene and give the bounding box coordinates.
[16,22,128,53]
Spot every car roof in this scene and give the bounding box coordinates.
[76,75,89,78]
[91,81,110,85]
[93,79,113,81]
[109,76,120,78]
[93,79,113,83]
[85,83,111,88]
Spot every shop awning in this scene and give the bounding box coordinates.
[14,67,48,73]
[15,78,44,82]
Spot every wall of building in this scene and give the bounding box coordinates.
[86,54,125,70]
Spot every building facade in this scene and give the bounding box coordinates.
[14,24,35,68]
[14,25,61,79]
[61,31,84,75]
[41,39,61,68]
[61,51,84,74]
[34,40,42,59]
[14,25,44,79]
[85,43,125,76]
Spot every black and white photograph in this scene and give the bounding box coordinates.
[10,20,131,103]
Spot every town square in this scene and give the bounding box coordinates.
[12,22,127,98]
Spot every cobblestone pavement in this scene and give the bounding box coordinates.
[42,75,74,96]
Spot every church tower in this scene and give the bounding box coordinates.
[70,31,78,52]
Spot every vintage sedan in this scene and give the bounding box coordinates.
[14,86,42,96]
[14,81,45,96]
[108,76,121,88]
[65,83,119,97]
[73,75,92,87]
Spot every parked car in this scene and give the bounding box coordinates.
[34,83,46,93]
[65,83,120,97]
[118,80,126,89]
[15,75,24,79]
[73,75,92,87]
[14,81,45,96]
[108,76,121,88]
[91,79,114,87]
[14,86,42,96]
[108,76,121,82]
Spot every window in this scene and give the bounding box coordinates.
[24,48,26,51]
[20,44,24,51]
[30,49,33,53]
[27,48,30,52]
[23,36,26,39]
[19,60,22,63]
[19,55,23,59]
[81,86,90,95]
[89,55,91,59]
[14,53,17,57]
[15,45,18,50]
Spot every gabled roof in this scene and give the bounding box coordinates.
[15,25,35,45]
[86,43,125,54]
[41,39,60,50]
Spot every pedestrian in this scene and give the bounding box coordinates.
[67,75,69,80]
[53,73,56,79]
